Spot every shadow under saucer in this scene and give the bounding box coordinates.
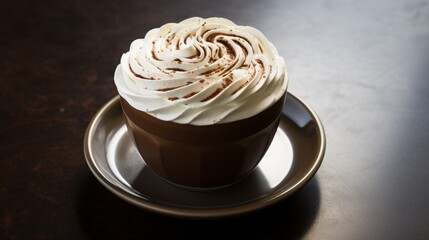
[78,174,321,239]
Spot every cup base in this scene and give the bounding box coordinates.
[152,166,258,192]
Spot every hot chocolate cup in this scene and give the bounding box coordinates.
[120,93,286,190]
[114,17,288,190]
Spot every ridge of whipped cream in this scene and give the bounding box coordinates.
[114,17,287,125]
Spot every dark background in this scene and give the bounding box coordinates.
[1,0,429,239]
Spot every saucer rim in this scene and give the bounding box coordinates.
[83,92,326,219]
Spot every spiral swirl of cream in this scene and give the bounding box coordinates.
[114,17,287,125]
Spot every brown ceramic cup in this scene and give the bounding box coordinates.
[120,93,286,190]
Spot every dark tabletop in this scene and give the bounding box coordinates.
[1,0,429,239]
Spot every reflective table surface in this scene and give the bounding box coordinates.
[1,0,429,239]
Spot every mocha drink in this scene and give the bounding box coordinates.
[114,17,287,189]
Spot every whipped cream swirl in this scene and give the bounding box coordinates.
[114,17,287,125]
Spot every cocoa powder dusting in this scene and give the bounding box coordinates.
[165,68,186,72]
[151,49,160,60]
[136,58,143,67]
[222,77,233,88]
[201,88,223,102]
[231,82,248,95]
[258,44,264,53]
[218,40,235,55]
[234,40,248,56]
[157,81,192,92]
[202,46,207,57]
[129,64,153,79]
[184,91,198,99]
[158,86,179,92]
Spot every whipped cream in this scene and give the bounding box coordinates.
[114,17,287,125]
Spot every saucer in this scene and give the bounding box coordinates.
[83,92,326,218]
